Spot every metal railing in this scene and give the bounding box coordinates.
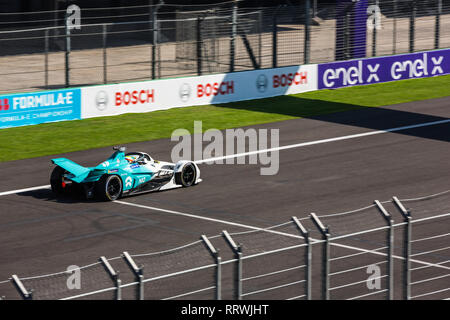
[1,189,448,300]
[1,0,450,94]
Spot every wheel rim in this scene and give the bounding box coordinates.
[182,164,195,186]
[106,176,122,199]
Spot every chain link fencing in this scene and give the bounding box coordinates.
[0,189,448,300]
[1,0,449,93]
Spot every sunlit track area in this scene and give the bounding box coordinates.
[0,97,449,300]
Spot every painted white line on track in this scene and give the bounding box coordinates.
[114,200,450,271]
[0,185,51,197]
[1,118,449,197]
[194,119,450,164]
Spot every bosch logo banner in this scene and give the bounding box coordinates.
[0,89,81,129]
[318,49,450,89]
[81,64,318,119]
[273,72,307,88]
[115,89,154,106]
[197,81,234,98]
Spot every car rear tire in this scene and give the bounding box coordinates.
[50,166,67,195]
[95,175,123,201]
[175,162,197,187]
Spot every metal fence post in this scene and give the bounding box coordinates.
[99,256,121,300]
[151,1,163,80]
[44,29,49,89]
[292,217,312,300]
[393,196,412,300]
[222,230,242,300]
[393,0,397,54]
[196,17,202,76]
[435,0,442,49]
[272,10,278,68]
[102,24,107,84]
[201,235,221,300]
[310,213,330,300]
[375,200,394,300]
[11,275,32,300]
[409,0,416,53]
[64,17,71,88]
[304,0,311,64]
[230,0,238,73]
[372,0,379,57]
[122,251,144,300]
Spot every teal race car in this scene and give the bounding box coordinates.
[50,146,201,201]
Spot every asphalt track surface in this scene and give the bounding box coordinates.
[0,96,449,300]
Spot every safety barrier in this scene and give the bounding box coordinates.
[1,189,448,300]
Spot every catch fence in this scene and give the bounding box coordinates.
[0,0,450,93]
[1,189,448,300]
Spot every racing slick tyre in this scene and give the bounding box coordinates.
[50,166,67,195]
[95,174,123,201]
[175,162,197,187]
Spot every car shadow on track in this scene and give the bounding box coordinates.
[17,188,104,204]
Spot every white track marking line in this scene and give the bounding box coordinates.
[1,118,449,197]
[0,185,51,197]
[114,200,450,271]
[194,119,450,164]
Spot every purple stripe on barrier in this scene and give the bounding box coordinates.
[318,49,450,89]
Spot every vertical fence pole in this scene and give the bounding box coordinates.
[375,200,394,300]
[393,196,412,300]
[304,0,311,64]
[64,17,71,88]
[196,17,202,76]
[230,0,238,72]
[258,10,262,68]
[393,0,397,54]
[292,217,312,300]
[222,230,242,300]
[102,24,107,84]
[272,10,278,68]
[372,0,379,57]
[44,29,49,89]
[310,213,330,300]
[409,0,416,53]
[435,0,442,49]
[201,235,221,300]
[99,256,121,300]
[11,275,32,300]
[122,251,144,300]
[151,1,163,80]
[345,9,351,59]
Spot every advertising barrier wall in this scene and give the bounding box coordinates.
[1,48,449,129]
[81,64,318,119]
[0,88,81,129]
[318,49,450,89]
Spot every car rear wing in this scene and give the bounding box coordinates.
[51,158,91,183]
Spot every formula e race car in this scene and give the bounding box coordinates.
[50,146,201,201]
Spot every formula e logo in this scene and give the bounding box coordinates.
[95,90,109,111]
[0,98,10,111]
[125,176,133,188]
[179,83,191,102]
[256,74,268,93]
